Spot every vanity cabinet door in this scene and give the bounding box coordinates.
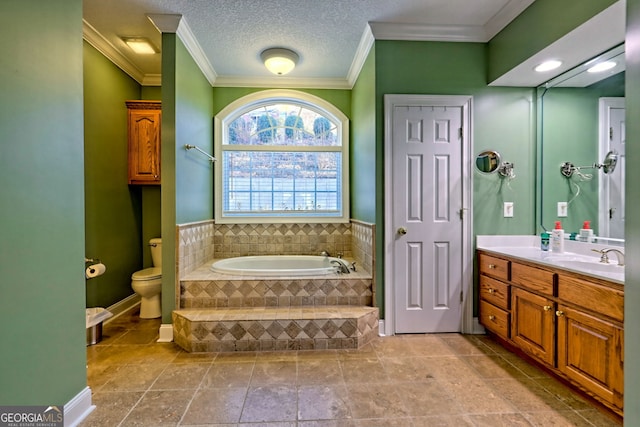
[556,304,624,410]
[127,100,161,185]
[511,287,555,367]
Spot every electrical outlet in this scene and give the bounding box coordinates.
[558,202,568,217]
[504,202,514,218]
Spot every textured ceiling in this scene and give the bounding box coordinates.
[82,0,534,87]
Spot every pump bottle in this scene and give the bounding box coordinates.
[551,221,565,253]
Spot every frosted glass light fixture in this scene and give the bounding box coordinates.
[122,37,158,54]
[261,48,299,75]
[535,60,562,72]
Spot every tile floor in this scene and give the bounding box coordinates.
[82,308,622,426]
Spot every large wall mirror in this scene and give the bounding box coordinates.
[538,44,625,241]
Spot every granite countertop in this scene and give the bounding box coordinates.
[476,235,624,284]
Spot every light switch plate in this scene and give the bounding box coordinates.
[504,202,514,218]
[557,202,568,217]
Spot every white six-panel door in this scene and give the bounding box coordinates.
[384,95,472,335]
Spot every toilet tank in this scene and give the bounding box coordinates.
[149,238,162,268]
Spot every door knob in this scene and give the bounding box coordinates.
[397,227,407,235]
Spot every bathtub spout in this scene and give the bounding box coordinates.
[320,250,331,257]
[331,259,351,274]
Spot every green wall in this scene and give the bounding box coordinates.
[625,0,640,423]
[0,0,87,405]
[372,40,536,316]
[160,34,215,322]
[84,41,145,308]
[350,48,377,224]
[488,0,618,83]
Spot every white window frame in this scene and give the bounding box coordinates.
[214,89,350,224]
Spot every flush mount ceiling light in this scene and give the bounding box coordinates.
[261,48,299,76]
[122,37,158,54]
[534,60,563,72]
[587,61,617,73]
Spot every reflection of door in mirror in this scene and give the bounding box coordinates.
[599,98,625,239]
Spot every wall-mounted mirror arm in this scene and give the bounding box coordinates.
[560,150,618,179]
[497,162,515,179]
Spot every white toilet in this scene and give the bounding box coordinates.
[131,238,162,319]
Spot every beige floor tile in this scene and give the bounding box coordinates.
[345,382,410,419]
[575,409,623,426]
[151,363,210,390]
[411,415,476,427]
[462,354,529,379]
[466,412,534,426]
[240,385,298,423]
[181,387,247,424]
[394,380,462,417]
[298,384,351,421]
[120,389,194,426]
[439,333,492,355]
[101,364,168,392]
[340,358,387,383]
[79,391,143,427]
[200,361,254,388]
[250,360,298,386]
[489,377,573,412]
[523,410,599,426]
[440,377,516,414]
[298,359,344,384]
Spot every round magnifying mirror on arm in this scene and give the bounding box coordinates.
[601,150,618,174]
[475,150,502,174]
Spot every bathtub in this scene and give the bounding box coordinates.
[211,255,347,276]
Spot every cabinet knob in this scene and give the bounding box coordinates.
[489,315,496,321]
[556,310,565,317]
[488,288,494,294]
[543,305,552,311]
[488,264,496,269]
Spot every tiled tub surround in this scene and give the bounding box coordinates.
[174,262,377,352]
[174,220,377,353]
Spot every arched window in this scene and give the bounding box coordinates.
[214,90,349,223]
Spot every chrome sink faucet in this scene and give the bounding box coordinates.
[592,248,625,266]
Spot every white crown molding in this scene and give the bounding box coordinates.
[176,18,218,86]
[369,22,488,42]
[142,74,162,86]
[146,13,182,33]
[484,0,535,40]
[213,75,351,89]
[347,24,375,88]
[82,19,147,84]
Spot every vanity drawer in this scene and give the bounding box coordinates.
[511,262,555,296]
[480,300,510,339]
[479,275,510,310]
[478,253,510,281]
[558,275,624,322]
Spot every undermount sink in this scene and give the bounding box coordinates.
[553,259,624,273]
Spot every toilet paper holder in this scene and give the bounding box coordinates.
[85,257,101,264]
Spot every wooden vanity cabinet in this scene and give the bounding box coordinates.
[126,100,161,185]
[477,250,624,415]
[478,254,511,340]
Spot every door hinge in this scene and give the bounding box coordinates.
[610,127,613,140]
[460,290,463,303]
[459,127,463,140]
[458,208,467,219]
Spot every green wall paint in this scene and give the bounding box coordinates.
[0,0,87,404]
[351,48,377,224]
[373,40,536,317]
[625,0,640,422]
[212,87,351,118]
[488,0,617,83]
[176,40,214,224]
[84,41,145,308]
[160,35,215,322]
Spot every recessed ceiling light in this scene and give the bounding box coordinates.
[587,61,617,73]
[122,37,158,55]
[535,60,563,72]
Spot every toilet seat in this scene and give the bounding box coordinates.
[132,267,162,281]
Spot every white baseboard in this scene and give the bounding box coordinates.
[104,294,141,324]
[378,319,386,336]
[64,386,94,427]
[471,317,486,334]
[157,323,173,342]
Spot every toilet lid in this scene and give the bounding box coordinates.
[132,267,162,280]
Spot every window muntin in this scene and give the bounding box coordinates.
[215,91,349,223]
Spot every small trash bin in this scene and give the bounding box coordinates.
[86,307,113,346]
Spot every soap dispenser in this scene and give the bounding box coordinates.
[579,221,594,243]
[551,221,565,253]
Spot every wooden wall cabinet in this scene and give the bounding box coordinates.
[477,250,624,416]
[126,100,161,185]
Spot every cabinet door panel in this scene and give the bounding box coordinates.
[557,305,623,409]
[511,287,555,366]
